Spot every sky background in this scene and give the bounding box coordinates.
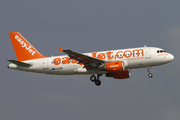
[0,0,180,120]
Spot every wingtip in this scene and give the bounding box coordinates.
[58,47,64,52]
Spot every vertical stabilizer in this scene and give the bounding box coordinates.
[9,32,46,61]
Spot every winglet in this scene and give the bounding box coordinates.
[58,47,64,52]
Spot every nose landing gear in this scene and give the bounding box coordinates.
[147,67,153,78]
[90,74,102,86]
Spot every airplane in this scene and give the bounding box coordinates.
[7,32,174,86]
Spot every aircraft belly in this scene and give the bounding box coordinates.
[47,64,80,75]
[126,59,151,69]
[126,57,161,69]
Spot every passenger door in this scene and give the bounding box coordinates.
[145,48,151,59]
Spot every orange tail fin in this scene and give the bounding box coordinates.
[9,32,46,61]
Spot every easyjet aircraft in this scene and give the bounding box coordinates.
[8,32,174,86]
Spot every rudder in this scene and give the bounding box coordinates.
[9,32,46,61]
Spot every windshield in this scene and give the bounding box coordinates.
[157,50,166,53]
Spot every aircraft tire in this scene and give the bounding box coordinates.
[90,75,96,82]
[95,80,101,86]
[148,73,153,78]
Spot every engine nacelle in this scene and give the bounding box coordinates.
[106,69,130,79]
[99,61,125,72]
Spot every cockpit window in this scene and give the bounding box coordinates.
[157,50,166,53]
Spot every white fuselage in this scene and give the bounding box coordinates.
[8,47,174,75]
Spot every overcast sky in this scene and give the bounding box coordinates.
[0,0,180,120]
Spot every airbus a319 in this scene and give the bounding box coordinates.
[8,32,174,86]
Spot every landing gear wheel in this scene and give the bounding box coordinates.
[95,80,101,86]
[90,74,102,86]
[147,67,153,78]
[90,75,96,82]
[148,73,153,78]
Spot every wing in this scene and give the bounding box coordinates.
[58,47,105,68]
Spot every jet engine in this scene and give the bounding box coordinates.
[99,61,125,72]
[106,69,130,79]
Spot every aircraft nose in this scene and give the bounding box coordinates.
[169,54,174,61]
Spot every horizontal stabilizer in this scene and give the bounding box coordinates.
[7,60,32,67]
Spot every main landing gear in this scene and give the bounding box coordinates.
[147,67,153,78]
[90,74,102,86]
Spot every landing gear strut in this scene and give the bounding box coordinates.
[147,67,153,78]
[90,74,102,86]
